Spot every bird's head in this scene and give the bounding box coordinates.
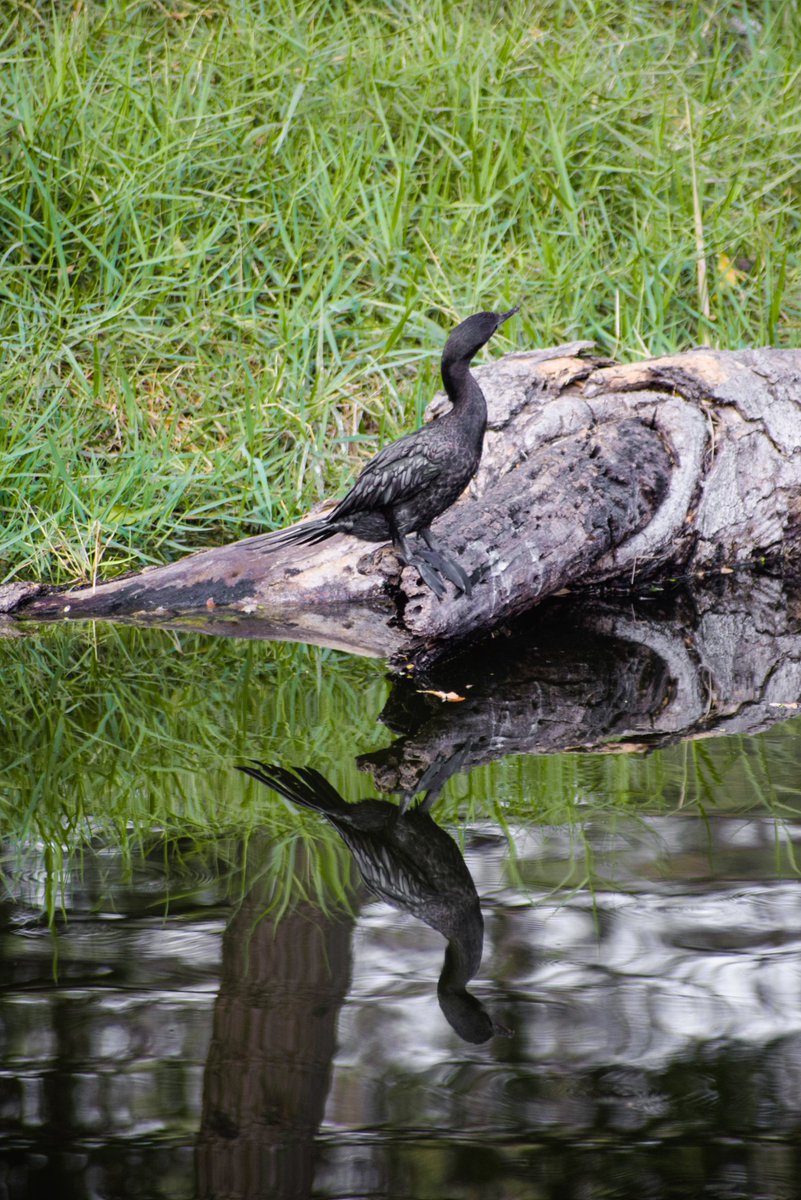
[442,305,520,367]
[437,986,515,1044]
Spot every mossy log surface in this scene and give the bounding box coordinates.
[5,343,801,669]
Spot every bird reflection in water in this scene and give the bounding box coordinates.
[237,762,510,1044]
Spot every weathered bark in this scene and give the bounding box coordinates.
[6,344,801,668]
[360,573,801,798]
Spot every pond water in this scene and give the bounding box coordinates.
[3,586,801,1199]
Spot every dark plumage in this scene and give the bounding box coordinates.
[237,761,511,1043]
[263,306,519,597]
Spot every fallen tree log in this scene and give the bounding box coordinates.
[5,343,801,669]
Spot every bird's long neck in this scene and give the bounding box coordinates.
[436,921,494,1042]
[438,910,484,992]
[441,354,472,402]
[441,356,487,438]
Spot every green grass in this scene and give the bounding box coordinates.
[0,0,799,586]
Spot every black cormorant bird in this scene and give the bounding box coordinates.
[263,306,519,598]
[237,761,510,1044]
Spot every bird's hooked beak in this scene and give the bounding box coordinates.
[496,305,520,327]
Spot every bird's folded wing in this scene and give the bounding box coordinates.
[332,435,447,518]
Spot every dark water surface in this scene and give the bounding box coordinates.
[3,589,801,1199]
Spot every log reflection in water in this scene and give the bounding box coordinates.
[361,576,801,800]
[237,763,508,1044]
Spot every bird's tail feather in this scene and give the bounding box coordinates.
[237,761,351,815]
[251,516,335,551]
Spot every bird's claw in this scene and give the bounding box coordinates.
[404,552,447,600]
[396,530,473,601]
[415,544,473,598]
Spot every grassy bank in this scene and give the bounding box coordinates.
[1,0,800,586]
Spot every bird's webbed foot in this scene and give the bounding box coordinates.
[399,745,470,815]
[398,548,447,600]
[413,552,449,600]
[417,545,473,598]
[417,531,473,598]
[391,523,450,600]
